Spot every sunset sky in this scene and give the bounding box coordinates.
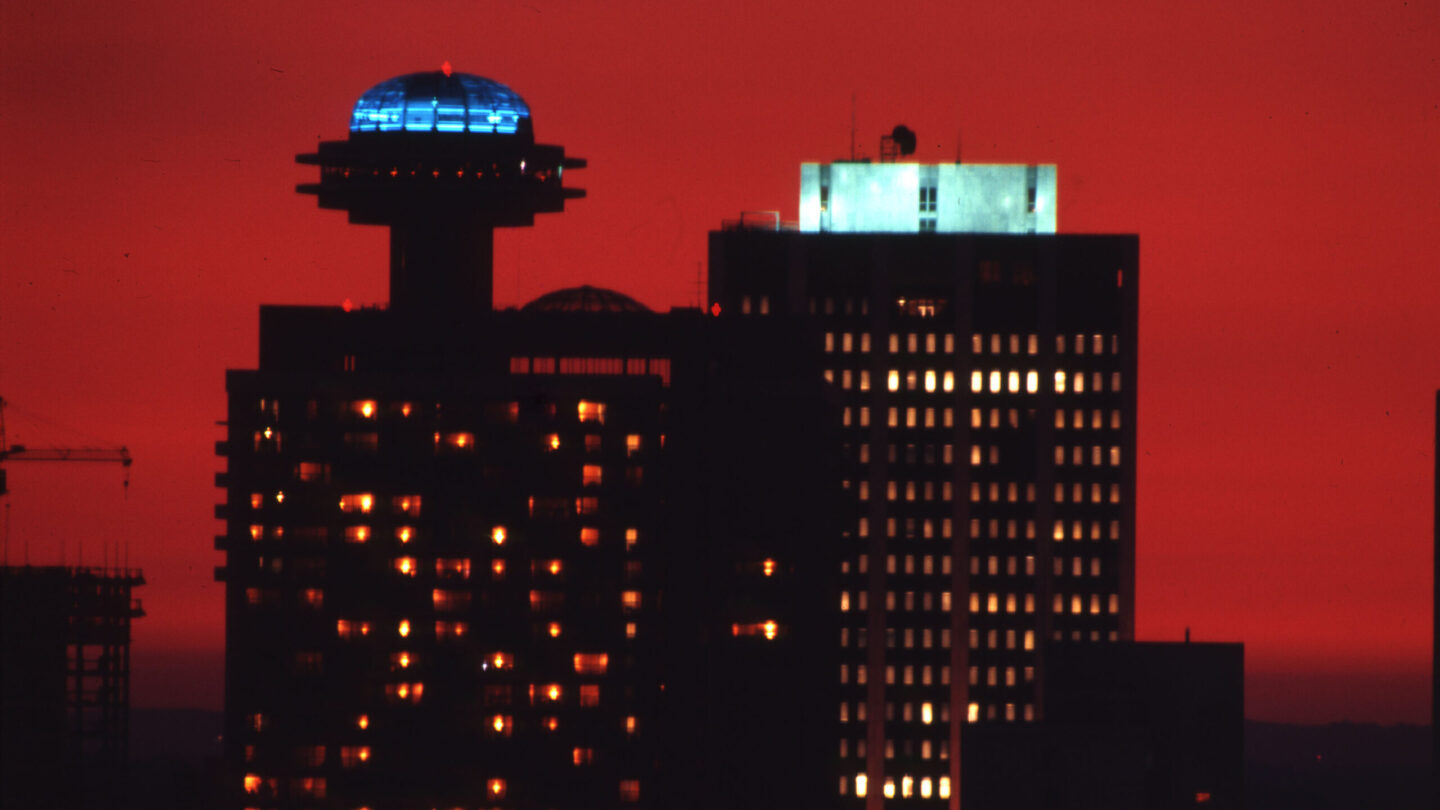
[1,0,1436,724]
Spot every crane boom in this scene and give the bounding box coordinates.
[0,397,133,496]
[2,446,133,464]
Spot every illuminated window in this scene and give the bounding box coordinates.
[392,495,421,516]
[440,432,474,452]
[548,622,563,638]
[339,746,371,767]
[301,588,324,608]
[578,400,606,423]
[435,621,468,639]
[433,589,471,612]
[386,682,424,703]
[336,619,371,639]
[855,774,868,798]
[488,779,507,799]
[489,714,513,736]
[344,525,370,543]
[732,620,780,640]
[939,776,952,799]
[393,557,416,576]
[579,684,600,707]
[573,746,595,765]
[338,493,373,513]
[436,558,471,579]
[625,715,637,735]
[574,653,609,675]
[619,780,641,802]
[582,465,603,486]
[621,590,641,611]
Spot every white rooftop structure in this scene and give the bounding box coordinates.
[799,162,1056,234]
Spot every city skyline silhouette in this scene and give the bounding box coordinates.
[1,0,1435,737]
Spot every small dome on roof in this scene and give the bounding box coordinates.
[350,71,531,135]
[522,286,652,314]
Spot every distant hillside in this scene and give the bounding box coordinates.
[1245,721,1433,809]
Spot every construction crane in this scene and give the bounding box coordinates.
[0,397,132,496]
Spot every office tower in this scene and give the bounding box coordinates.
[1,565,146,808]
[709,156,1138,807]
[216,70,837,810]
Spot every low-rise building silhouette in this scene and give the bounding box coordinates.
[1,564,145,809]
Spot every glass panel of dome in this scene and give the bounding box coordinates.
[435,103,467,132]
[404,98,437,131]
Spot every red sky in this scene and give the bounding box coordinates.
[2,0,1436,724]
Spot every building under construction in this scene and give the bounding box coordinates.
[1,564,146,808]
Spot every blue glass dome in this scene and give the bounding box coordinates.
[349,71,531,135]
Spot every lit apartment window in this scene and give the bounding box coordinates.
[393,495,421,516]
[345,525,371,543]
[574,653,609,675]
[582,465,603,486]
[578,400,606,423]
[386,682,424,703]
[393,557,417,576]
[619,780,641,802]
[339,746,371,767]
[338,493,374,513]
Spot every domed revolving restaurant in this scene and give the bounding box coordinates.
[297,68,585,313]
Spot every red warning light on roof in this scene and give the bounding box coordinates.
[710,303,721,317]
[441,60,454,77]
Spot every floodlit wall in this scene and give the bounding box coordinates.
[799,163,1057,233]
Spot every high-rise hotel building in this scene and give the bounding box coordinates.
[710,160,1138,807]
[215,70,838,810]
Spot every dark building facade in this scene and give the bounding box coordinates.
[709,216,1139,807]
[1,565,146,809]
[961,640,1243,810]
[216,71,839,810]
